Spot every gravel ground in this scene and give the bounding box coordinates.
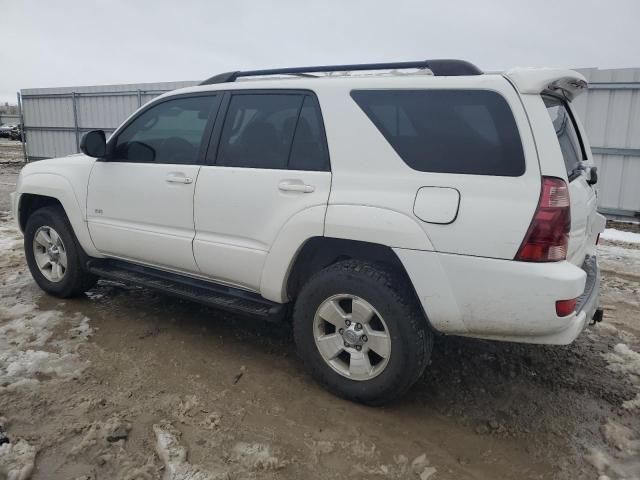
[0,143,639,479]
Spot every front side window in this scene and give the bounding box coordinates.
[215,93,329,171]
[351,89,525,176]
[113,95,218,164]
[543,95,585,179]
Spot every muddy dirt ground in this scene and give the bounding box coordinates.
[0,143,638,479]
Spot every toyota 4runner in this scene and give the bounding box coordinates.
[11,60,606,404]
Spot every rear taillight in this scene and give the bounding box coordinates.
[556,298,577,317]
[515,177,570,262]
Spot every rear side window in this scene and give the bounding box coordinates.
[543,95,585,179]
[216,93,329,171]
[351,90,525,176]
[289,96,330,171]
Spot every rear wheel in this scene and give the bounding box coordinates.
[293,260,432,405]
[24,206,98,297]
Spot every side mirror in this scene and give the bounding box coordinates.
[80,130,106,157]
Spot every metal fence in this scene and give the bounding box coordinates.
[16,68,640,218]
[573,68,640,218]
[19,81,197,160]
[0,114,20,125]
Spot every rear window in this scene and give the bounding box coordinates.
[351,90,525,176]
[543,95,585,179]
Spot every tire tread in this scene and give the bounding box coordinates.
[293,259,432,405]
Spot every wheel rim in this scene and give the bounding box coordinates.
[313,294,391,381]
[32,226,67,283]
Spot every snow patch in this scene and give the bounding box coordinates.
[351,451,437,478]
[229,442,285,471]
[153,421,286,480]
[603,343,640,414]
[70,416,131,457]
[604,344,640,389]
[153,422,224,480]
[586,419,640,480]
[601,228,640,245]
[0,217,93,391]
[0,439,37,480]
[0,308,92,390]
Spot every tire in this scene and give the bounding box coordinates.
[24,206,98,298]
[293,260,432,405]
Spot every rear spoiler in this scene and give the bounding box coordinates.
[503,68,588,101]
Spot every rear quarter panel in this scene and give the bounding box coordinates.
[318,75,541,259]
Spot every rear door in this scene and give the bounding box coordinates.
[193,91,331,291]
[542,95,602,265]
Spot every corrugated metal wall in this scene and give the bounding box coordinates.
[0,114,20,125]
[18,69,640,217]
[574,68,640,217]
[20,81,197,159]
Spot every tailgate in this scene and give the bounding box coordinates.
[567,173,601,265]
[542,95,604,266]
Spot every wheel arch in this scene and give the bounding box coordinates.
[259,204,434,304]
[16,173,101,257]
[280,237,436,334]
[18,193,64,231]
[285,237,409,299]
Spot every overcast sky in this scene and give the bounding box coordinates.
[1,0,639,104]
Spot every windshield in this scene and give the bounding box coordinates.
[543,95,585,179]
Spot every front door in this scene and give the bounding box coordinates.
[194,92,331,291]
[87,94,221,273]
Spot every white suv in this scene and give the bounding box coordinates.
[11,60,605,404]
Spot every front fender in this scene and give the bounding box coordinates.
[17,172,101,257]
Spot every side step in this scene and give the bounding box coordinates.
[86,259,286,321]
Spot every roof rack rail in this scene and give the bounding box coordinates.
[200,59,482,85]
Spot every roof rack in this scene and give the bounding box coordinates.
[200,59,482,85]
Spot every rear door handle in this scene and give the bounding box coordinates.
[278,180,315,193]
[166,174,193,184]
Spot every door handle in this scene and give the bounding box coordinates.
[278,180,315,193]
[166,174,193,184]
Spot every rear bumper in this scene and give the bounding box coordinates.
[394,248,600,345]
[575,255,601,324]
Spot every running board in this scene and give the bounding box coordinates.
[86,259,286,321]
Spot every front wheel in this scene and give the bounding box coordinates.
[293,260,432,405]
[24,206,98,298]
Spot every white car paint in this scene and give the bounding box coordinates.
[193,166,331,291]
[13,67,604,345]
[395,248,589,344]
[12,155,102,258]
[87,161,202,273]
[413,187,460,224]
[505,68,588,101]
